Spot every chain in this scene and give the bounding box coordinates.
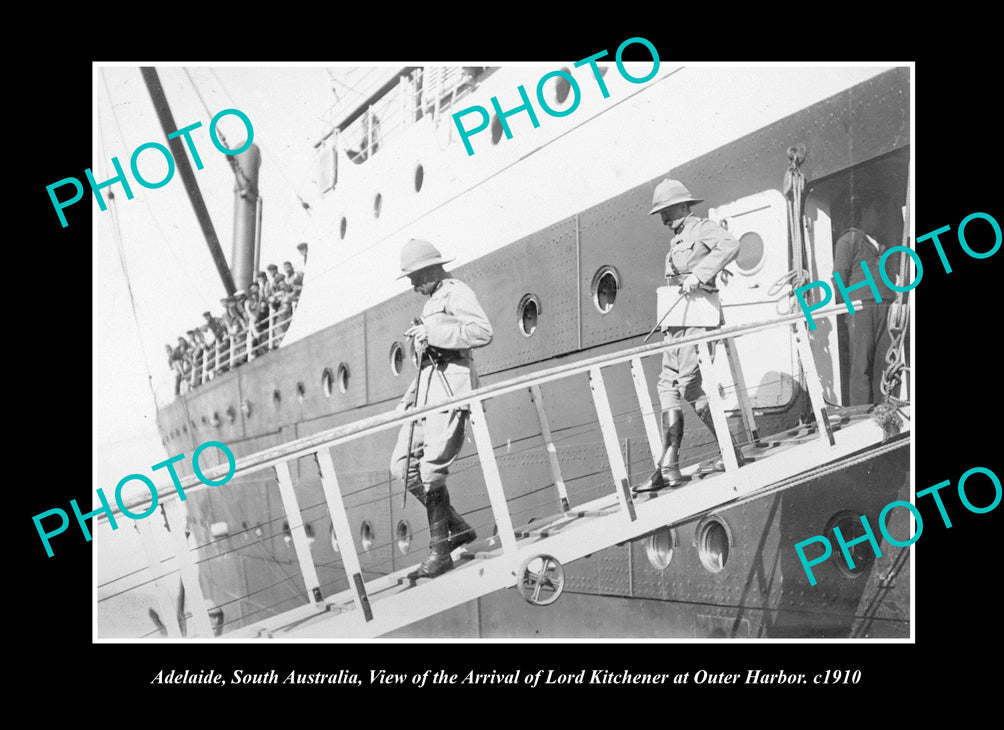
[879,173,912,403]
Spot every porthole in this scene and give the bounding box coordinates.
[490,114,503,144]
[517,294,540,337]
[226,406,236,423]
[339,216,347,240]
[182,424,188,434]
[322,368,334,398]
[696,516,732,573]
[396,521,412,555]
[389,342,404,376]
[554,67,572,104]
[336,363,350,393]
[296,381,306,403]
[591,265,620,314]
[374,193,382,219]
[826,511,876,578]
[272,389,281,408]
[735,231,766,275]
[414,163,424,192]
[644,527,677,570]
[360,521,374,551]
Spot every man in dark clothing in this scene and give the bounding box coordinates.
[833,194,897,406]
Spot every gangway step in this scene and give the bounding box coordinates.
[227,405,907,639]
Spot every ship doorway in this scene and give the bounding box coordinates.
[710,189,798,412]
[804,147,910,405]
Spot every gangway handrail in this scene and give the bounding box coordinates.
[105,301,897,638]
[116,303,849,518]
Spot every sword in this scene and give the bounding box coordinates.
[401,319,433,509]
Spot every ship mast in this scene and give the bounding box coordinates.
[140,66,237,296]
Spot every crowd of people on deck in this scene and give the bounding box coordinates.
[167,243,308,394]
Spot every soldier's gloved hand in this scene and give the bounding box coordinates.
[682,274,702,293]
[404,322,428,348]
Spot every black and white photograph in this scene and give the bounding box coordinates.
[89,60,914,641]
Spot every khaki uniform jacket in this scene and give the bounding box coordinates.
[665,215,740,288]
[400,278,493,410]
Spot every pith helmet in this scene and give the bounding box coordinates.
[398,238,454,278]
[649,178,703,215]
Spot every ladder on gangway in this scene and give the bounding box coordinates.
[116,304,910,639]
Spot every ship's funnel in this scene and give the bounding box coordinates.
[230,143,262,291]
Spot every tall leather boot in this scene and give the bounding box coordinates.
[447,507,477,550]
[635,411,685,493]
[408,487,454,581]
[695,403,745,472]
[406,481,475,551]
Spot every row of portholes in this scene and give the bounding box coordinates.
[338,164,426,241]
[166,264,624,440]
[645,511,873,578]
[170,356,392,439]
[166,264,622,440]
[164,408,230,441]
[517,265,622,337]
[644,516,734,574]
[329,521,412,556]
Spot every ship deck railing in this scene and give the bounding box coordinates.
[178,302,298,392]
[101,304,910,639]
[331,67,485,167]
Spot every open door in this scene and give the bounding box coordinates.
[710,189,797,412]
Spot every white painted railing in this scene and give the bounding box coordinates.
[107,304,887,638]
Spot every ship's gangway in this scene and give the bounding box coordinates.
[108,304,910,639]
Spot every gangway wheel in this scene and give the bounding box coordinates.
[517,554,565,606]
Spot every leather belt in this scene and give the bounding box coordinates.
[421,347,471,366]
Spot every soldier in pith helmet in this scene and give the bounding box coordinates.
[389,238,494,581]
[637,179,745,494]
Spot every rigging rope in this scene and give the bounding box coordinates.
[772,144,811,316]
[98,69,160,413]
